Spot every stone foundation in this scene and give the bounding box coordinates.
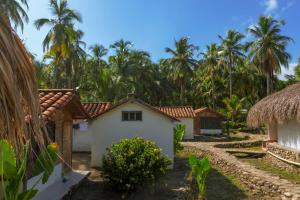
[266,143,300,173]
[267,143,300,162]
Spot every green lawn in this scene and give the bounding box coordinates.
[241,157,300,184]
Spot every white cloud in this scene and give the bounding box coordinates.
[278,62,297,80]
[281,1,294,12]
[264,0,278,14]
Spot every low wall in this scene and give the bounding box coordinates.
[267,143,300,162]
[27,163,62,193]
[266,143,300,173]
[184,142,300,199]
[214,140,262,148]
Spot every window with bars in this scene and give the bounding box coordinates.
[122,111,142,121]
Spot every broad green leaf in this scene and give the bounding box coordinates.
[0,140,17,177]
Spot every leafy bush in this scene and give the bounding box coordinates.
[0,140,58,200]
[174,124,186,153]
[102,137,171,194]
[188,155,211,199]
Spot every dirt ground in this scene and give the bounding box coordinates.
[70,152,250,200]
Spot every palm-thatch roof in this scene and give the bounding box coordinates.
[247,82,300,127]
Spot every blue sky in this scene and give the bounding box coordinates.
[19,0,299,77]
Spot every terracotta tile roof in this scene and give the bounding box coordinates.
[194,107,225,118]
[83,97,180,121]
[156,106,195,118]
[82,102,112,118]
[39,89,89,120]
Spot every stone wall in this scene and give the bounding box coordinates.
[266,143,300,173]
[267,143,300,162]
[184,142,300,199]
[214,140,262,149]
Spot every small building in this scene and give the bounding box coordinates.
[247,83,300,167]
[156,106,195,139]
[73,96,181,167]
[194,107,225,135]
[28,89,90,197]
[247,83,300,151]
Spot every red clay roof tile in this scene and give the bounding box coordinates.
[82,102,112,118]
[156,106,195,118]
[38,89,89,120]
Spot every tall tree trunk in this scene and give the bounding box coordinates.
[180,80,184,105]
[229,57,233,98]
[266,72,271,96]
[211,70,215,109]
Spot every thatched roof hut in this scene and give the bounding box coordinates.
[247,82,300,127]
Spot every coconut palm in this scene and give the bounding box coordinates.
[164,37,198,105]
[89,44,108,68]
[246,16,292,95]
[219,30,245,98]
[0,17,44,152]
[109,39,133,76]
[0,0,28,30]
[35,0,82,88]
[68,29,87,88]
[201,44,221,109]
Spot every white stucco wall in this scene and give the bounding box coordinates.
[90,102,175,167]
[73,120,92,152]
[278,120,300,150]
[176,118,194,139]
[27,163,62,193]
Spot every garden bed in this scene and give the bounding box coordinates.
[70,151,251,200]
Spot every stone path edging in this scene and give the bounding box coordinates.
[183,141,300,200]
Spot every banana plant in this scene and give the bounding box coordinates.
[173,124,186,153]
[188,155,211,200]
[0,140,58,200]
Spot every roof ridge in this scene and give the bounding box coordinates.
[82,102,111,104]
[38,89,74,92]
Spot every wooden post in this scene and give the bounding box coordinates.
[62,111,73,172]
[53,111,64,156]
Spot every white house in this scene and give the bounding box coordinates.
[73,96,185,167]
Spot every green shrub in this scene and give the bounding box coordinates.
[188,155,211,199]
[174,124,186,153]
[102,137,171,194]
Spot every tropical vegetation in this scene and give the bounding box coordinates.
[1,0,297,128]
[30,2,295,129]
[0,140,58,200]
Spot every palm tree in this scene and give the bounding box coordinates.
[219,30,245,98]
[201,44,221,108]
[109,39,133,75]
[35,0,82,88]
[164,37,198,105]
[246,16,292,95]
[0,0,28,30]
[68,29,86,88]
[89,44,108,74]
